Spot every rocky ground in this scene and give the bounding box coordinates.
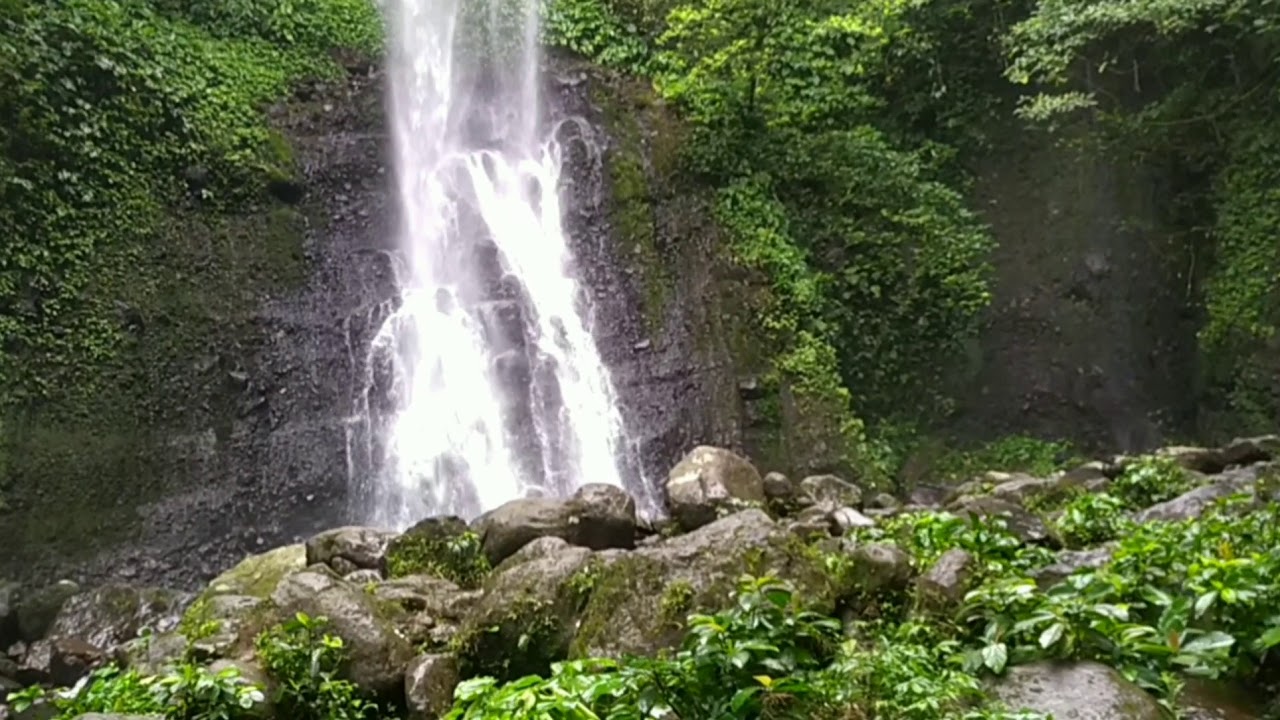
[2,438,1278,719]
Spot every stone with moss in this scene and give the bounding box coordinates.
[203,544,306,601]
[571,509,844,659]
[270,570,414,698]
[384,517,490,588]
[450,537,594,680]
[47,584,192,652]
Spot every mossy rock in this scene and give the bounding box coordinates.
[450,538,593,680]
[571,509,841,659]
[384,517,490,588]
[203,544,306,601]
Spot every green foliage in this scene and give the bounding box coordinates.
[1052,492,1131,548]
[853,510,1055,578]
[1111,455,1192,508]
[384,529,491,588]
[447,575,1041,719]
[545,0,996,476]
[6,664,263,720]
[254,612,385,720]
[935,435,1077,482]
[0,0,381,406]
[960,495,1280,700]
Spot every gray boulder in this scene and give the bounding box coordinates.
[16,580,79,642]
[1221,436,1279,468]
[306,526,398,575]
[452,538,593,680]
[371,575,479,650]
[762,471,796,508]
[1136,466,1258,524]
[832,507,876,533]
[573,510,850,659]
[48,585,192,653]
[798,475,863,509]
[473,487,638,568]
[843,543,915,596]
[1154,446,1228,474]
[271,571,413,698]
[1032,546,1116,589]
[988,660,1163,720]
[916,549,975,612]
[665,446,765,531]
[569,483,637,551]
[405,653,461,720]
[202,544,306,600]
[951,496,1053,545]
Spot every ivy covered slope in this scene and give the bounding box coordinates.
[546,0,996,484]
[0,0,382,573]
[5,438,1280,719]
[546,0,1280,475]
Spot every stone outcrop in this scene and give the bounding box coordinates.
[988,661,1165,720]
[664,446,766,531]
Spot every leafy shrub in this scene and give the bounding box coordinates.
[1053,493,1130,548]
[254,612,384,720]
[852,510,1055,578]
[1111,456,1192,508]
[384,529,490,587]
[6,664,263,720]
[934,436,1077,482]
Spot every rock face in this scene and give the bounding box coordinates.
[988,661,1165,720]
[665,446,766,531]
[1,60,394,589]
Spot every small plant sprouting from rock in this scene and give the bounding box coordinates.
[254,612,385,720]
[659,580,695,621]
[385,528,491,588]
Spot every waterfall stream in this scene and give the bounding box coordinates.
[348,0,633,528]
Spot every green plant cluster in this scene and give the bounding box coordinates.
[458,480,1280,719]
[933,435,1078,483]
[7,612,386,720]
[446,575,1040,720]
[384,529,491,588]
[0,0,381,408]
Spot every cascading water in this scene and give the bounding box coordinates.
[349,0,639,528]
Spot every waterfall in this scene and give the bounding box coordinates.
[348,0,634,528]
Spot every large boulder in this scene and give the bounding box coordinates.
[179,593,272,661]
[567,484,637,552]
[1155,446,1228,474]
[951,496,1054,545]
[270,571,413,698]
[473,484,637,567]
[1220,436,1279,468]
[451,537,593,680]
[798,475,863,509]
[915,549,975,612]
[48,585,192,654]
[1032,546,1116,589]
[665,446,765,531]
[18,635,104,686]
[16,580,80,642]
[371,576,479,650]
[305,527,398,576]
[203,544,306,600]
[1135,465,1260,523]
[988,661,1164,720]
[405,653,461,720]
[572,510,847,659]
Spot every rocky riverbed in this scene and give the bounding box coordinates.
[3,437,1278,719]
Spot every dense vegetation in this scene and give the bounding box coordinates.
[543,0,1280,475]
[0,0,381,412]
[15,468,1280,719]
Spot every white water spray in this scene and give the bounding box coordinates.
[352,0,632,528]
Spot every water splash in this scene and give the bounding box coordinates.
[350,0,632,528]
